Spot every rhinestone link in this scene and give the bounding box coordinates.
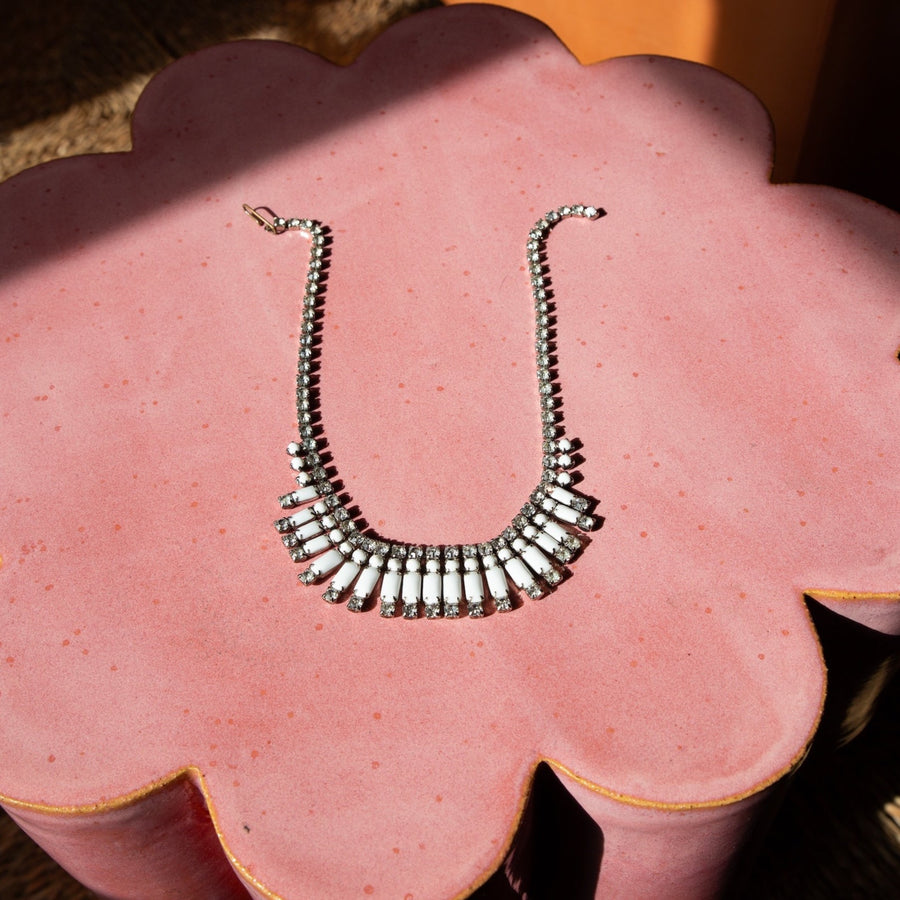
[255,204,603,616]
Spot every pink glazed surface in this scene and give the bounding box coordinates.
[1,7,898,899]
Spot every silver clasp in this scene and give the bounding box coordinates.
[242,204,285,234]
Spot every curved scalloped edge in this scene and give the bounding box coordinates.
[1,5,898,897]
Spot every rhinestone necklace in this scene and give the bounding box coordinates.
[245,203,603,618]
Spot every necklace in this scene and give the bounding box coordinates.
[245,203,603,618]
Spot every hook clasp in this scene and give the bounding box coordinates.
[242,204,285,234]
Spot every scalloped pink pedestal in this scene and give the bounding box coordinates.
[1,7,898,899]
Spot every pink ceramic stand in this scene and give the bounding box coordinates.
[1,7,898,898]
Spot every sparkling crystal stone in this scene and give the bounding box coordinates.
[544,568,563,586]
[525,583,544,599]
[298,569,317,585]
[468,601,484,618]
[380,599,396,617]
[495,597,513,613]
[322,587,341,603]
[424,605,441,619]
[444,603,460,619]
[577,514,596,531]
[347,595,364,612]
[402,603,418,619]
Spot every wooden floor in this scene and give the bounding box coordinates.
[1,2,898,896]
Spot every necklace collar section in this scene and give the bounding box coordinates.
[249,203,604,618]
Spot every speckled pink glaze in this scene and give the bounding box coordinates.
[1,7,898,899]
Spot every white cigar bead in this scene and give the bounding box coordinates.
[501,555,533,591]
[544,498,579,524]
[484,563,510,601]
[549,485,579,507]
[516,540,555,577]
[523,523,558,554]
[299,533,332,556]
[352,565,381,601]
[294,518,325,541]
[304,547,344,579]
[534,515,575,546]
[463,569,485,605]
[442,570,462,607]
[380,565,402,605]
[292,484,321,503]
[328,559,360,593]
[401,569,422,606]
[423,571,442,610]
[287,507,317,528]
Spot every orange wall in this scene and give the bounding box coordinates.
[444,0,838,179]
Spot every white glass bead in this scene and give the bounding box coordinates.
[305,547,344,579]
[515,539,555,577]
[442,570,462,607]
[423,571,442,609]
[401,569,422,606]
[556,438,572,452]
[329,559,361,593]
[294,519,325,542]
[287,507,317,528]
[484,563,509,601]
[300,533,332,556]
[501,555,534,591]
[546,499,579,525]
[292,484,320,504]
[380,567,402,605]
[352,565,381,601]
[463,569,485,605]
[549,485,579,507]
